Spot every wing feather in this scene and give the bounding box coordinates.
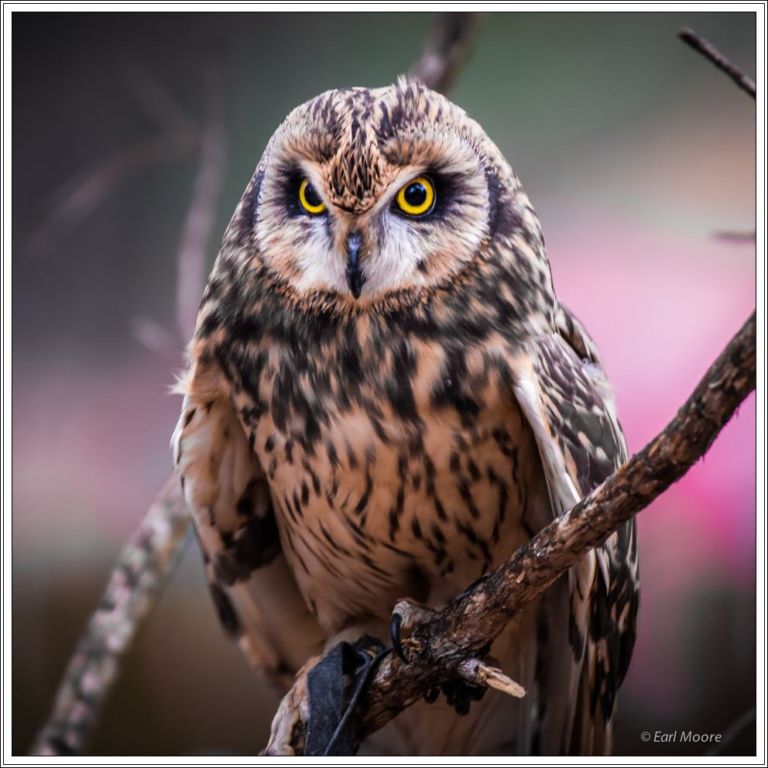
[173,363,325,690]
[511,305,639,754]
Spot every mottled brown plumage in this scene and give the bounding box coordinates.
[172,78,638,756]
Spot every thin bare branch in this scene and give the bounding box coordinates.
[713,229,756,243]
[26,133,197,257]
[410,12,482,93]
[27,67,205,258]
[679,28,756,98]
[32,476,190,756]
[175,63,227,339]
[123,65,201,140]
[704,707,756,756]
[131,316,182,361]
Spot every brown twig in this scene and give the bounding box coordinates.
[277,311,755,752]
[175,62,227,339]
[32,476,189,755]
[679,28,756,98]
[410,12,482,93]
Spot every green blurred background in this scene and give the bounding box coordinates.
[12,11,756,756]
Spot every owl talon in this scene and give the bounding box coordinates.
[389,598,434,663]
[390,612,408,662]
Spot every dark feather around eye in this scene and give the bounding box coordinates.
[276,167,309,217]
[391,170,463,221]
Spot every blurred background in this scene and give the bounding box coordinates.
[12,10,756,757]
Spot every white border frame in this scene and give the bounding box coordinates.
[1,3,765,765]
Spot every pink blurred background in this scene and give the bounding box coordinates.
[12,11,756,756]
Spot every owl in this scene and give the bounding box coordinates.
[172,78,638,756]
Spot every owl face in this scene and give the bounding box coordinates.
[246,79,523,304]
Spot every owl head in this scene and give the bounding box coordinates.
[221,78,545,307]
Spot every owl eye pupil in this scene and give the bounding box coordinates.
[303,182,322,208]
[404,182,427,207]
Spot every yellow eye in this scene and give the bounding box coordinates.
[298,178,326,215]
[395,176,435,217]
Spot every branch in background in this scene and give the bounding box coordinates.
[26,68,201,258]
[129,316,181,361]
[26,134,197,257]
[713,229,756,244]
[123,65,202,142]
[410,12,482,93]
[705,707,757,756]
[131,63,228,358]
[273,311,755,753]
[679,28,756,98]
[175,62,227,340]
[32,476,189,756]
[30,58,228,755]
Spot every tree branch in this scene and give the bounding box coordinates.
[25,67,201,259]
[32,476,189,755]
[679,28,756,98]
[175,62,227,340]
[350,311,756,740]
[410,12,482,93]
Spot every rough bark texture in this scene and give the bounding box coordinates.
[291,311,757,747]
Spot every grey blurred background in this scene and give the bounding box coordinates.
[12,11,756,756]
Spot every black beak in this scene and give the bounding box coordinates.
[345,231,364,299]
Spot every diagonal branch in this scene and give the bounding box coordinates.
[32,476,189,756]
[272,311,755,753]
[679,28,756,98]
[350,311,756,740]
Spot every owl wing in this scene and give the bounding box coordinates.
[511,305,639,755]
[172,364,326,691]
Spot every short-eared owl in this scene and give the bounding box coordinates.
[173,77,638,756]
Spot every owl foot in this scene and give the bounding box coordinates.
[389,598,434,662]
[389,599,484,715]
[390,599,525,715]
[271,635,387,756]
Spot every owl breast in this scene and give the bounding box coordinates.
[227,313,546,632]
